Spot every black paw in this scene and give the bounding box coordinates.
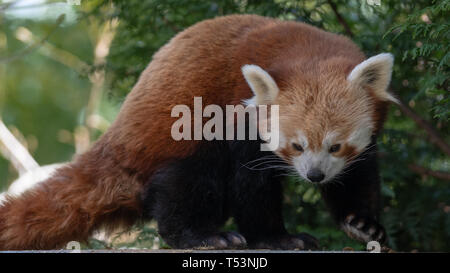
[250,233,319,250]
[341,214,386,243]
[190,232,247,249]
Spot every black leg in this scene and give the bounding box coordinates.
[229,140,319,250]
[142,141,246,249]
[319,139,386,243]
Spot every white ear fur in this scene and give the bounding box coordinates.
[348,53,398,103]
[242,64,279,105]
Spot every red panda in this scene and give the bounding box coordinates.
[0,14,396,250]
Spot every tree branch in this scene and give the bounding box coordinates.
[327,0,354,37]
[0,14,65,63]
[397,100,450,157]
[408,164,450,181]
[81,19,118,153]
[0,120,39,175]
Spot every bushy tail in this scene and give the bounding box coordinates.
[0,152,143,250]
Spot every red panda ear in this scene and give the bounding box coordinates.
[347,53,398,103]
[241,64,279,106]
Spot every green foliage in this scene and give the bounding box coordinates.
[0,0,448,252]
[385,0,449,121]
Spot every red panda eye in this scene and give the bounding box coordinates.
[292,143,304,152]
[329,144,341,153]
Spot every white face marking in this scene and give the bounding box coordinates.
[347,117,373,152]
[291,131,346,183]
[295,130,308,149]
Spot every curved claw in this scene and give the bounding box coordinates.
[342,214,386,244]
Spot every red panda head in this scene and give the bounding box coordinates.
[242,53,396,183]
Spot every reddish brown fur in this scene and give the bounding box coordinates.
[0,15,388,249]
[335,144,358,160]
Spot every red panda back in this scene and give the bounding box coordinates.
[104,14,366,176]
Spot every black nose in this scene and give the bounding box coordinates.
[307,169,325,182]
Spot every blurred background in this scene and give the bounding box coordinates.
[0,0,448,251]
